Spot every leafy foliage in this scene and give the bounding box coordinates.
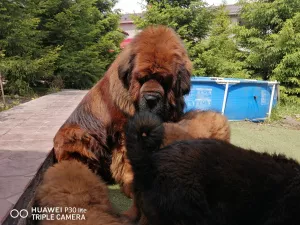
[190,6,249,78]
[0,0,58,95]
[146,0,193,8]
[0,0,299,104]
[239,0,300,35]
[38,0,123,89]
[1,47,60,95]
[0,0,122,94]
[272,13,300,102]
[133,0,213,44]
[235,0,300,102]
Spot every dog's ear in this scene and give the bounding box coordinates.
[171,65,191,121]
[176,65,191,96]
[118,47,135,88]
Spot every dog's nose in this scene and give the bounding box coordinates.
[144,94,160,109]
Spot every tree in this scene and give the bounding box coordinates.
[190,6,249,77]
[146,0,193,8]
[235,0,300,102]
[0,0,122,93]
[37,0,123,89]
[0,0,60,95]
[133,0,213,45]
[272,13,300,103]
[236,0,300,80]
[240,0,300,35]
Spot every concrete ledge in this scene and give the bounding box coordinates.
[0,90,88,224]
[2,150,55,225]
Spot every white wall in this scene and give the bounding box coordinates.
[120,23,140,38]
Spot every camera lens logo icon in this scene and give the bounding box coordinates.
[10,209,28,218]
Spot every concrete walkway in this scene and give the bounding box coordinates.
[0,90,87,223]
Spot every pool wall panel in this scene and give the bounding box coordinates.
[184,78,279,121]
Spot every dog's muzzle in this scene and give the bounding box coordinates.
[143,93,161,110]
[139,92,163,116]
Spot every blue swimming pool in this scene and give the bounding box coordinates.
[184,77,280,121]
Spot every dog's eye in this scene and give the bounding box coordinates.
[156,77,163,84]
[158,76,172,91]
[138,78,145,84]
[138,77,148,84]
[164,76,173,87]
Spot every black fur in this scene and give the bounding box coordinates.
[177,64,191,96]
[118,53,135,89]
[125,112,300,225]
[125,112,164,189]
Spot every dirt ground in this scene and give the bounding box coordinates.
[109,119,300,212]
[0,87,53,111]
[0,96,33,111]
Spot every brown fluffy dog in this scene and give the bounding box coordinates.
[30,160,132,225]
[163,110,230,146]
[53,26,192,194]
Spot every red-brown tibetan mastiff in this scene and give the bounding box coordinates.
[54,26,192,183]
[125,112,300,225]
[53,25,192,214]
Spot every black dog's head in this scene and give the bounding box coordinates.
[118,25,192,122]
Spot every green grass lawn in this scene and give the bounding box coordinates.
[108,120,300,212]
[108,184,132,212]
[269,101,300,122]
[230,121,300,160]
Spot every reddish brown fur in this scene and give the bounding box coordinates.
[54,125,98,161]
[52,25,192,219]
[31,160,132,225]
[126,26,192,107]
[163,110,231,146]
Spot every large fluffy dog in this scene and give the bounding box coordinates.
[126,112,300,225]
[30,160,132,225]
[53,25,192,187]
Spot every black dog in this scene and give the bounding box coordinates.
[125,112,300,225]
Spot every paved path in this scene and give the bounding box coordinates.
[0,90,87,223]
